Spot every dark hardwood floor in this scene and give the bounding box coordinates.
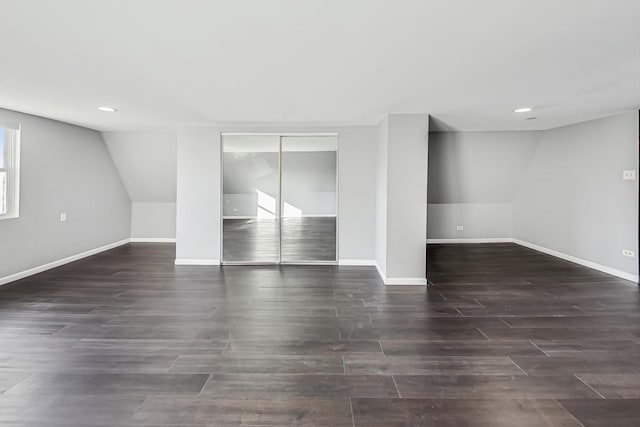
[0,242,638,426]
[223,217,337,263]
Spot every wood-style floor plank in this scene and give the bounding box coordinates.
[0,242,637,426]
[351,398,584,426]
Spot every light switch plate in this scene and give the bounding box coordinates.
[623,170,636,181]
[60,213,67,222]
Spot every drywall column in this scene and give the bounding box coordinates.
[175,127,221,265]
[376,114,429,285]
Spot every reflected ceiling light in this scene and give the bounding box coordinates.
[97,106,117,112]
[514,107,532,113]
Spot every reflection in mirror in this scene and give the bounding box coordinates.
[222,135,280,263]
[281,136,337,262]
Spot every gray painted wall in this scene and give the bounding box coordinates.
[428,113,639,277]
[131,202,176,239]
[0,108,130,279]
[428,203,513,239]
[176,127,220,261]
[337,126,378,262]
[376,114,428,281]
[384,114,429,280]
[513,112,639,276]
[427,131,540,239]
[177,125,377,262]
[103,131,177,238]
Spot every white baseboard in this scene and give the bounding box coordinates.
[174,259,220,266]
[427,238,514,244]
[374,261,426,286]
[4,235,633,290]
[513,239,639,283]
[130,237,176,243]
[222,215,337,219]
[338,259,376,266]
[384,277,428,286]
[0,238,130,287]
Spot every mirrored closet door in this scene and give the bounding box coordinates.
[221,134,338,264]
[222,135,281,263]
[280,136,337,262]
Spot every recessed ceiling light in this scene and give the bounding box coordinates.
[514,107,532,113]
[97,106,117,112]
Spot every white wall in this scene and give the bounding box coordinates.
[514,112,639,277]
[0,108,130,280]
[103,131,177,239]
[427,131,541,239]
[176,125,378,263]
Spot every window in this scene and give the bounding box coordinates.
[0,122,20,219]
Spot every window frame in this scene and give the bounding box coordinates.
[0,122,21,220]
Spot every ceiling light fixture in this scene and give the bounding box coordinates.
[97,106,117,112]
[514,107,532,113]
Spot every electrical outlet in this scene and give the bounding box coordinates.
[456,225,464,231]
[622,249,635,258]
[623,170,636,181]
[60,213,67,222]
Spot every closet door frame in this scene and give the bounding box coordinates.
[220,132,339,266]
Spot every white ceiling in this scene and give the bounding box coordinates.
[1,0,639,132]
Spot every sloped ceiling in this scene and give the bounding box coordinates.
[102,131,177,202]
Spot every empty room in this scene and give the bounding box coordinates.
[0,0,639,426]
